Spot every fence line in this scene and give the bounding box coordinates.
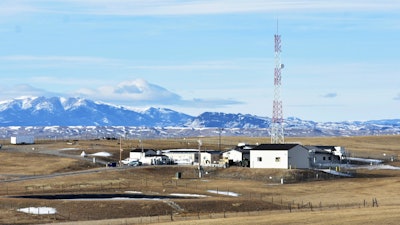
[0,176,386,224]
[0,193,384,223]
[2,198,384,224]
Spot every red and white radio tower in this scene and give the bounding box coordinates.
[270,21,284,144]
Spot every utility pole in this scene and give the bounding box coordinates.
[198,139,202,178]
[119,136,123,166]
[218,128,224,151]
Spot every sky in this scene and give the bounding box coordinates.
[0,0,399,122]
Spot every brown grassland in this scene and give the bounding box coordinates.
[0,135,399,224]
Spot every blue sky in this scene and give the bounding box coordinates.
[0,0,399,122]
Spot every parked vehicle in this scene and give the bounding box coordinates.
[107,162,117,167]
[128,161,142,167]
[121,157,137,165]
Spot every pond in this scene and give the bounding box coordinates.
[11,193,193,201]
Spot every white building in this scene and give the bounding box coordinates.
[141,154,172,165]
[222,149,244,162]
[315,146,346,159]
[199,151,221,166]
[162,149,199,165]
[306,145,344,168]
[10,136,34,145]
[222,143,254,165]
[129,149,157,161]
[250,144,310,169]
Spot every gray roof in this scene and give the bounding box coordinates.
[203,150,222,154]
[227,148,250,154]
[233,145,256,152]
[315,146,336,151]
[130,148,155,153]
[252,144,299,151]
[305,145,337,154]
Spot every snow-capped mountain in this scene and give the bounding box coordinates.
[0,96,192,126]
[0,96,399,137]
[187,112,269,128]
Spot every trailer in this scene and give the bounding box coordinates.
[10,136,35,145]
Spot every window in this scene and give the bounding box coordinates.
[275,157,281,162]
[328,157,331,160]
[323,156,326,160]
[257,157,262,162]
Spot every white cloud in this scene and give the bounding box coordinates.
[0,1,39,16]
[322,93,338,98]
[0,79,242,109]
[127,58,268,71]
[65,1,400,15]
[74,79,242,108]
[0,84,62,100]
[74,79,180,104]
[0,55,123,72]
[0,55,268,72]
[6,0,400,17]
[0,55,118,65]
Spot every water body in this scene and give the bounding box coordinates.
[11,193,191,200]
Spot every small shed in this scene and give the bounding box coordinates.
[200,150,222,165]
[250,144,310,169]
[222,143,254,164]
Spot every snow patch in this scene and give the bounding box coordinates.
[124,191,143,194]
[90,152,112,157]
[17,207,56,215]
[207,190,239,197]
[361,164,400,170]
[170,193,208,198]
[59,148,78,151]
[346,157,383,164]
[319,169,353,177]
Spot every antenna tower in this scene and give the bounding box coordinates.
[270,21,284,144]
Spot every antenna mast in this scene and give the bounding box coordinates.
[270,20,284,144]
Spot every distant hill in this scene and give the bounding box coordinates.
[0,96,399,137]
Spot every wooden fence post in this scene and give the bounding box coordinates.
[372,198,378,207]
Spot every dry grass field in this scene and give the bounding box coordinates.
[0,135,399,224]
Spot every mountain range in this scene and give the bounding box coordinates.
[0,96,399,138]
